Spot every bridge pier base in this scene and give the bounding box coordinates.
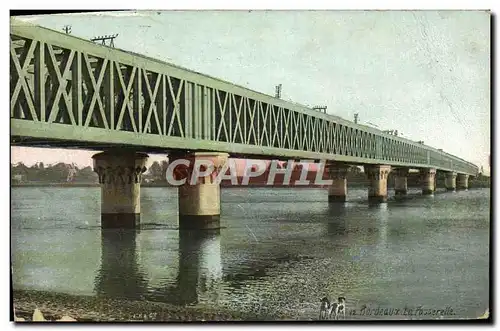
[170,152,229,231]
[92,151,148,229]
[445,172,457,191]
[420,168,437,195]
[365,165,391,203]
[457,174,469,190]
[327,163,350,203]
[394,168,409,196]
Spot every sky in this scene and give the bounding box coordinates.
[10,10,490,173]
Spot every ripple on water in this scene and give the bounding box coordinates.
[11,187,490,320]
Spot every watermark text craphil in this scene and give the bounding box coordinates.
[163,159,334,187]
[349,305,455,317]
[266,160,294,186]
[241,160,268,185]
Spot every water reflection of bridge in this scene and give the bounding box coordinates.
[94,229,223,305]
[93,202,419,306]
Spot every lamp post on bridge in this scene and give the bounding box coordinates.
[91,34,119,47]
[312,106,327,114]
[62,25,71,34]
[275,84,282,99]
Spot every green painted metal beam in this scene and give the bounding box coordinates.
[9,18,479,176]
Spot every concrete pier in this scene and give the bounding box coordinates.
[92,151,148,229]
[394,168,409,196]
[420,168,437,195]
[327,163,350,203]
[170,152,229,230]
[365,165,391,203]
[445,172,457,191]
[457,173,470,190]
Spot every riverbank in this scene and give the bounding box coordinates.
[12,290,291,322]
[10,172,490,189]
[11,182,99,188]
[11,182,490,189]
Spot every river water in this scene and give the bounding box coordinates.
[10,187,490,320]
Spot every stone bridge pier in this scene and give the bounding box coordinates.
[326,163,350,203]
[457,174,470,190]
[169,152,229,230]
[394,168,409,196]
[420,168,437,195]
[93,151,148,229]
[365,165,391,203]
[445,172,457,191]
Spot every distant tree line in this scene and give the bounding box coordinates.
[143,160,170,183]
[11,160,489,188]
[10,160,363,184]
[11,162,98,184]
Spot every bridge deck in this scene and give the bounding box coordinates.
[10,19,477,175]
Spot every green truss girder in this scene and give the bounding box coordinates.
[9,19,478,176]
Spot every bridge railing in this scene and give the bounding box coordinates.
[10,19,478,176]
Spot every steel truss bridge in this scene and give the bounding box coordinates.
[10,19,478,176]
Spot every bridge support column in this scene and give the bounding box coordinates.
[394,168,409,196]
[445,172,457,191]
[457,174,469,190]
[365,165,391,203]
[92,151,148,229]
[327,163,350,203]
[170,152,229,231]
[420,168,437,195]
